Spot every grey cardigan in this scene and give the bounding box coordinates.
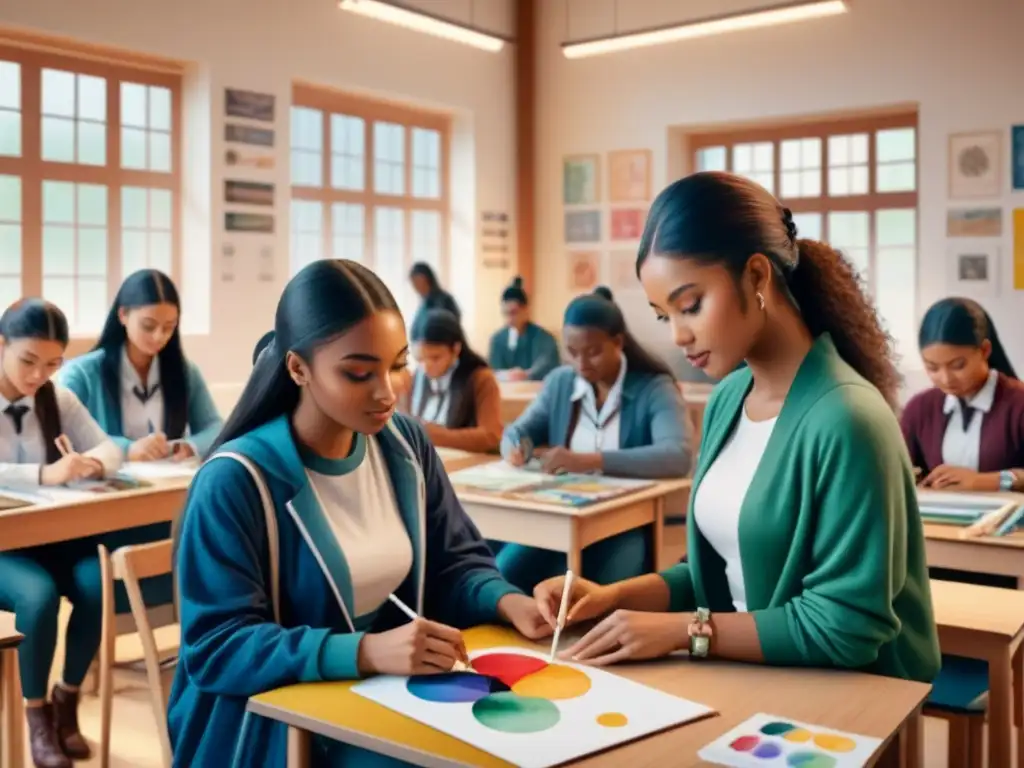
[500,365,692,478]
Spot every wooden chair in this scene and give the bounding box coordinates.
[97,541,177,768]
[923,655,989,768]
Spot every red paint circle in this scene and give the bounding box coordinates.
[730,735,760,752]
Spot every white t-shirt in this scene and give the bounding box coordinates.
[941,369,998,471]
[120,346,164,439]
[692,405,778,612]
[568,355,626,454]
[304,435,414,619]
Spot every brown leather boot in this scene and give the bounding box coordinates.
[25,704,71,768]
[51,684,92,760]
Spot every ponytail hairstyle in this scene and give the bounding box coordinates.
[411,309,488,428]
[563,286,675,379]
[208,259,401,457]
[637,171,900,407]
[0,299,69,463]
[95,269,188,437]
[501,276,529,306]
[919,297,1017,379]
[252,330,275,366]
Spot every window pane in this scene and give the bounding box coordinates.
[0,225,21,273]
[876,209,915,248]
[149,131,171,172]
[149,231,172,272]
[0,175,21,220]
[331,154,363,191]
[77,75,106,122]
[732,144,752,173]
[876,128,915,163]
[875,247,916,359]
[291,149,322,187]
[149,86,171,131]
[0,62,19,110]
[291,200,322,233]
[122,187,148,228]
[77,184,107,226]
[829,167,849,196]
[121,126,147,169]
[43,226,75,275]
[43,181,74,224]
[790,212,822,241]
[0,111,19,156]
[42,69,75,117]
[150,189,172,229]
[42,277,75,321]
[291,107,323,152]
[850,164,869,194]
[121,82,147,128]
[695,146,726,172]
[374,206,406,290]
[374,122,405,194]
[76,277,107,334]
[77,228,107,276]
[411,210,441,270]
[827,211,870,249]
[293,234,322,269]
[41,116,75,162]
[77,120,106,165]
[122,230,148,275]
[877,161,915,193]
[331,114,365,155]
[0,277,20,310]
[331,203,364,262]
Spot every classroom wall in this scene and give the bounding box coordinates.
[0,0,518,408]
[534,0,1024,394]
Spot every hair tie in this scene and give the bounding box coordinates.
[781,207,798,242]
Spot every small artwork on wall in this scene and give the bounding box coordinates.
[609,250,640,293]
[225,180,274,207]
[565,210,601,243]
[225,88,276,123]
[567,251,600,292]
[563,155,600,205]
[225,149,275,169]
[610,209,645,241]
[226,123,275,148]
[947,208,1002,237]
[608,150,652,203]
[226,212,274,234]
[1014,209,1024,291]
[949,131,1001,199]
[1012,125,1024,191]
[949,243,998,298]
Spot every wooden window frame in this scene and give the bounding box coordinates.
[290,83,451,284]
[0,41,183,338]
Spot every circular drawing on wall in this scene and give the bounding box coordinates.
[958,145,991,178]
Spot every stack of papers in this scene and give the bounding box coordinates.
[448,461,653,507]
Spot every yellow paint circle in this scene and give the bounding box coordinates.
[814,734,857,753]
[783,728,812,743]
[596,712,628,728]
[510,665,592,700]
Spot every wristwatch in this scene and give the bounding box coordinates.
[1000,470,1018,491]
[688,607,713,658]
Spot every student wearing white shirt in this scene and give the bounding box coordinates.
[488,277,560,382]
[0,299,121,768]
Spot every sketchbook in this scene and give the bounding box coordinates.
[448,461,654,507]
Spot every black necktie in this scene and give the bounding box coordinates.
[4,404,29,434]
[958,399,978,432]
[133,383,160,404]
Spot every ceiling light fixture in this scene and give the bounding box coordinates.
[562,0,848,59]
[339,0,508,53]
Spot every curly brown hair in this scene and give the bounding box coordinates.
[637,171,901,408]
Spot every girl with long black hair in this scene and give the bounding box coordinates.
[902,297,1024,491]
[0,299,121,768]
[409,309,502,453]
[408,261,460,338]
[168,259,547,767]
[488,276,560,381]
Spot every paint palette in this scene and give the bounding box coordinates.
[697,713,882,767]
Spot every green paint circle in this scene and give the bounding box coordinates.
[760,721,796,736]
[472,692,561,733]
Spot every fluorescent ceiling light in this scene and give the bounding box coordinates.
[339,0,507,53]
[562,0,847,59]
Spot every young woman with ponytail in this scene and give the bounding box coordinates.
[488,276,560,381]
[531,172,939,685]
[0,299,121,768]
[496,285,691,591]
[901,297,1024,492]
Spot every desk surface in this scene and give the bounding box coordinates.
[931,578,1024,641]
[921,489,1024,548]
[249,625,927,768]
[0,611,22,650]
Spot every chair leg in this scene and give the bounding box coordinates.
[966,717,984,768]
[98,546,116,768]
[947,716,969,768]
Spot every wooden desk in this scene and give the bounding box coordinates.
[437,449,496,474]
[456,477,688,573]
[930,579,1024,768]
[249,624,928,768]
[497,381,542,424]
[0,612,23,768]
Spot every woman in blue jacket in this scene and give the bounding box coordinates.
[168,259,549,768]
[496,287,692,591]
[488,276,560,382]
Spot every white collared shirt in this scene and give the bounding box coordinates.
[413,363,457,426]
[568,354,627,453]
[0,385,123,486]
[507,327,519,351]
[120,346,163,440]
[941,369,999,471]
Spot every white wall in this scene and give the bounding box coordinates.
[0,0,518,401]
[535,0,1024,392]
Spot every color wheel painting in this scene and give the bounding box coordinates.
[352,646,714,768]
[698,713,882,768]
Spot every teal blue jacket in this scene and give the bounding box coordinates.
[488,323,560,381]
[168,414,521,767]
[58,348,223,456]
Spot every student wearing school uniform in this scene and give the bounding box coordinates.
[409,309,502,453]
[495,286,691,591]
[0,299,122,768]
[168,259,549,767]
[488,276,560,382]
[901,297,1024,492]
[408,262,460,338]
[532,173,939,683]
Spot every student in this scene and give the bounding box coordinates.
[495,286,690,591]
[901,297,1024,491]
[168,259,549,767]
[409,262,460,337]
[488,276,560,382]
[532,172,939,683]
[410,309,502,453]
[0,299,122,768]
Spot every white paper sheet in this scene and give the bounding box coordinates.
[118,460,198,480]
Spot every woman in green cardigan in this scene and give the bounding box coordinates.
[534,172,939,683]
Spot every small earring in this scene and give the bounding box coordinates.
[756,292,766,311]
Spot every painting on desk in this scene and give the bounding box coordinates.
[699,712,881,767]
[0,477,152,507]
[448,462,653,507]
[354,646,713,768]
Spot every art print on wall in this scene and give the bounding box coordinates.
[563,155,600,205]
[608,150,652,203]
[1014,209,1024,291]
[225,180,274,207]
[609,250,640,293]
[225,212,274,234]
[225,88,276,123]
[565,211,601,243]
[946,208,1002,238]
[567,252,600,292]
[225,149,275,169]
[226,123,275,148]
[610,209,645,241]
[949,131,1001,199]
[1012,126,1024,191]
[948,243,999,298]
